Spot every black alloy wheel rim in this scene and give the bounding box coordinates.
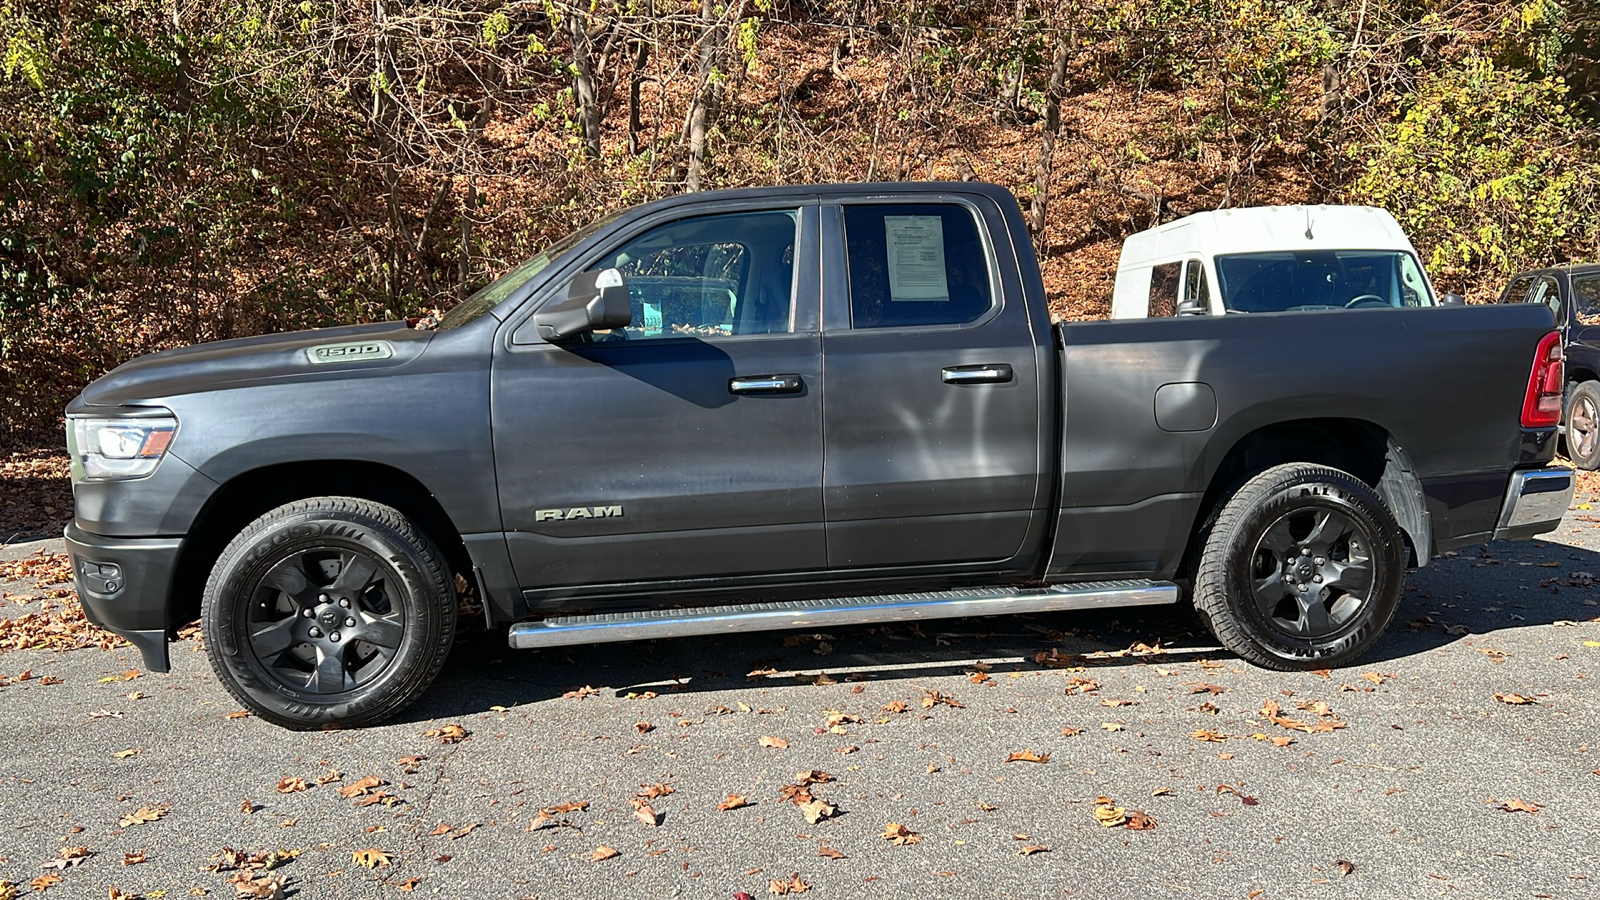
[1573,396,1598,460]
[1248,503,1376,641]
[245,548,406,694]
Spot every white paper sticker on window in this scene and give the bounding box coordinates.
[642,300,663,335]
[884,216,949,302]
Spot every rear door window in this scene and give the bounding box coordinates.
[841,204,994,328]
[1575,274,1600,326]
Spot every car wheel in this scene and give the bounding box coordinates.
[1565,381,1600,470]
[201,497,456,729]
[1192,463,1405,670]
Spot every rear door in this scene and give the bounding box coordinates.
[818,195,1046,569]
[492,203,826,592]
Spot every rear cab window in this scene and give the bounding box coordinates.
[840,204,994,328]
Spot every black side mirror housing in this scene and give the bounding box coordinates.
[1440,293,1466,307]
[533,268,632,340]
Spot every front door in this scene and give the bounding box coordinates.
[819,198,1045,569]
[492,204,825,594]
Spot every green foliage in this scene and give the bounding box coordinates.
[1351,59,1598,287]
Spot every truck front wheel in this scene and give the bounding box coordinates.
[200,497,457,729]
[1192,464,1405,670]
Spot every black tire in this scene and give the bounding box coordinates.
[201,497,456,729]
[1565,381,1600,471]
[1192,463,1405,670]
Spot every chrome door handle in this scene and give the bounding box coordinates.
[941,364,1014,384]
[729,374,804,394]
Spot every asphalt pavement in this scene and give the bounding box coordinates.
[2,505,1598,899]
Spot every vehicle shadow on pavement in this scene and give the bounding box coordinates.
[392,536,1600,725]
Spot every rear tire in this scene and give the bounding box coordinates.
[1192,464,1405,670]
[1565,381,1600,470]
[201,497,456,729]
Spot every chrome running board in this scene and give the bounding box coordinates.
[507,580,1178,649]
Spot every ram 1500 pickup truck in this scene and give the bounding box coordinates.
[64,182,1573,728]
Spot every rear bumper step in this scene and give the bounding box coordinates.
[507,580,1179,649]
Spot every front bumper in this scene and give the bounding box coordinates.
[1492,467,1575,542]
[62,521,183,672]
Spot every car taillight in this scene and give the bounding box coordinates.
[1521,332,1564,428]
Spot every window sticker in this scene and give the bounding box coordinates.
[884,215,950,302]
[642,300,663,335]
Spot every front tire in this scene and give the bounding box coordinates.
[1565,381,1600,470]
[1192,464,1405,670]
[201,497,456,729]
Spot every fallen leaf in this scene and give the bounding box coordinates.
[1100,698,1137,707]
[880,822,922,845]
[225,710,252,719]
[1190,729,1228,742]
[631,799,661,827]
[1092,801,1127,828]
[30,874,61,891]
[119,805,168,827]
[1101,722,1125,732]
[336,776,385,798]
[634,721,654,733]
[1063,676,1100,695]
[590,846,620,861]
[637,782,675,799]
[1493,692,1538,705]
[240,799,258,815]
[351,848,392,869]
[798,798,837,825]
[563,685,600,699]
[1311,668,1332,679]
[817,846,845,859]
[759,736,790,749]
[919,689,964,709]
[422,724,469,744]
[1124,810,1157,830]
[1004,749,1049,764]
[1337,859,1356,876]
[122,851,147,866]
[718,794,752,811]
[1060,726,1083,736]
[275,777,307,794]
[1498,798,1541,814]
[394,878,422,892]
[1017,844,1049,856]
[112,748,140,759]
[768,873,810,895]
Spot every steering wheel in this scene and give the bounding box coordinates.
[1343,294,1389,309]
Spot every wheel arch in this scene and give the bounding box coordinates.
[170,460,473,628]
[1183,418,1428,577]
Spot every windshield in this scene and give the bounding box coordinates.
[435,211,623,331]
[1214,250,1434,313]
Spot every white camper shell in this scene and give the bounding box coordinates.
[1110,205,1439,318]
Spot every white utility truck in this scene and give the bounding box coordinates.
[1109,205,1456,318]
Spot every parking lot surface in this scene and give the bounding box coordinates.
[2,504,1598,899]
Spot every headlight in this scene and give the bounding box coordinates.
[67,412,178,482]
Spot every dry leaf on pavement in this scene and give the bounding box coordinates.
[119,805,167,827]
[590,846,620,861]
[631,799,661,827]
[1493,692,1538,705]
[275,777,307,794]
[1004,749,1049,763]
[718,794,752,811]
[880,823,922,845]
[798,798,837,824]
[768,873,810,895]
[1498,798,1541,814]
[351,848,392,869]
[422,724,469,744]
[759,735,789,749]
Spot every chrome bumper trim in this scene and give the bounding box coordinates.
[508,580,1178,649]
[1493,467,1574,540]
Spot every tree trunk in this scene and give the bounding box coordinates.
[1028,31,1071,255]
[569,7,602,159]
[628,40,649,156]
[684,0,720,191]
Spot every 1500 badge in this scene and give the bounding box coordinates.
[306,341,394,364]
[536,506,623,522]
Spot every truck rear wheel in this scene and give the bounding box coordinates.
[1192,464,1404,670]
[200,497,456,729]
[1565,381,1600,470]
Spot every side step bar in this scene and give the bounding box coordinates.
[507,580,1178,650]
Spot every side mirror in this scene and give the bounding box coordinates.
[532,268,632,340]
[1176,296,1207,316]
[1439,293,1466,307]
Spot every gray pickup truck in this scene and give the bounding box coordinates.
[63,182,1573,728]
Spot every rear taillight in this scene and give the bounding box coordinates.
[1521,332,1564,428]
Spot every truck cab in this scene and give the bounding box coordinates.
[1110,205,1444,318]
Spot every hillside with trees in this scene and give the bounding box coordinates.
[3,0,1598,447]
